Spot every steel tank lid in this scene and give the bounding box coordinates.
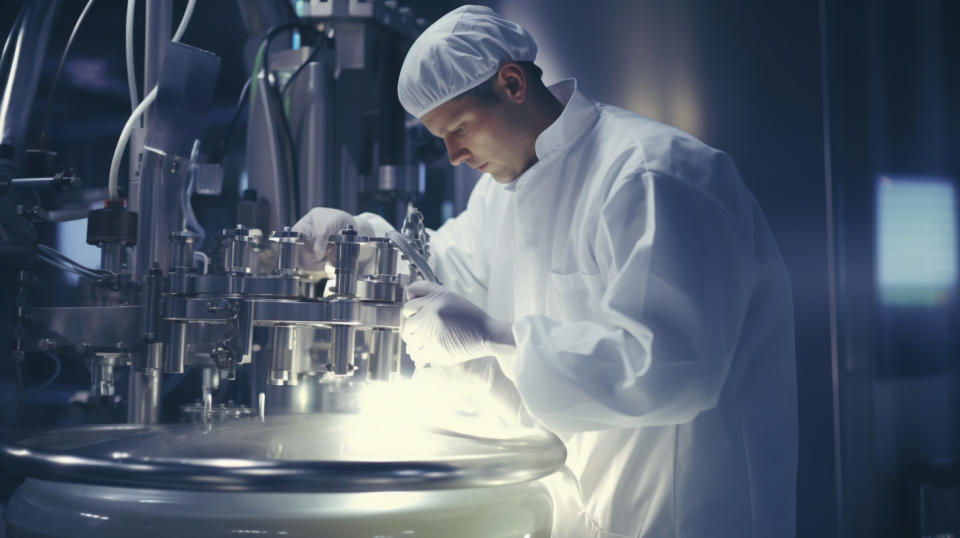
[0,410,566,493]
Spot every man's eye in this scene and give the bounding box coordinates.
[454,125,465,134]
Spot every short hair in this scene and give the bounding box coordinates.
[456,61,544,105]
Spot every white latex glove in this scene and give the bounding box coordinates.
[291,207,375,270]
[401,281,516,367]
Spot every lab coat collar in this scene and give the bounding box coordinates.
[503,79,598,192]
[535,79,597,160]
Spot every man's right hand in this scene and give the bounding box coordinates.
[291,207,374,270]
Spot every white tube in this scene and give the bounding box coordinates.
[108,87,155,200]
[108,0,197,200]
[125,0,138,111]
[172,0,196,43]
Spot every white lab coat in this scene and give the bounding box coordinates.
[364,79,797,537]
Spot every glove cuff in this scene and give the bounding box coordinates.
[484,318,517,378]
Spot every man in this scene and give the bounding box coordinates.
[294,5,797,537]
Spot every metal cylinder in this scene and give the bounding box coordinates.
[99,242,126,274]
[330,227,362,295]
[269,227,304,275]
[130,151,188,280]
[127,343,162,424]
[168,230,196,273]
[139,266,163,342]
[86,356,128,397]
[90,363,116,396]
[223,225,261,275]
[329,325,356,376]
[269,326,298,385]
[164,321,188,373]
[367,328,401,381]
[371,237,398,276]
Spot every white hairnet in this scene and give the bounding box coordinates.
[397,5,537,119]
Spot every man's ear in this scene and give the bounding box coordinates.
[495,62,527,104]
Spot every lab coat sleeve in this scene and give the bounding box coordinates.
[425,175,495,309]
[511,168,760,433]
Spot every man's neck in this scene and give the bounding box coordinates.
[532,87,565,136]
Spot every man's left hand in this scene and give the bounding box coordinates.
[401,281,515,366]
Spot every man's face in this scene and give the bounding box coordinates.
[420,93,534,183]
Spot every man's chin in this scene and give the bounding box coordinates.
[488,169,518,184]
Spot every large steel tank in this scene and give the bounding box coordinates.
[1,385,566,538]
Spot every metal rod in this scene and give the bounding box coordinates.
[100,242,126,274]
[165,321,188,373]
[127,343,162,424]
[367,328,400,381]
[269,325,297,385]
[329,325,356,376]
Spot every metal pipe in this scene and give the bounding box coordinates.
[168,230,196,273]
[372,237,398,276]
[269,326,297,385]
[269,227,304,275]
[143,0,171,123]
[8,176,76,190]
[128,0,170,277]
[165,321,188,373]
[140,265,163,342]
[99,243,126,274]
[367,328,400,381]
[127,343,162,424]
[132,151,189,280]
[332,227,362,295]
[224,225,261,275]
[329,325,356,376]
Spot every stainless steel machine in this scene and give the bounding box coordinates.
[0,4,572,536]
[0,0,446,425]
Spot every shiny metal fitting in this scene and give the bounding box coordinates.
[269,227,305,276]
[223,225,262,275]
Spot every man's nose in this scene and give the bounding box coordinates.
[445,140,471,166]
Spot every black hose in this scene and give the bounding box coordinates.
[212,76,252,164]
[257,23,329,218]
[0,352,62,408]
[281,36,331,94]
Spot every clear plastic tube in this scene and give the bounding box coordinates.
[181,139,206,246]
